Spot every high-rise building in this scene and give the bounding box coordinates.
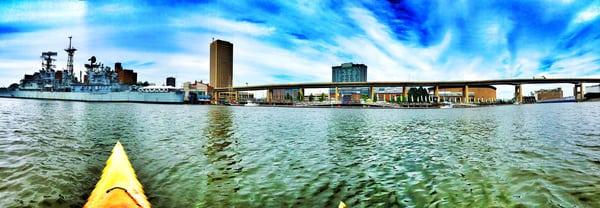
[332,62,367,82]
[210,39,233,88]
[331,63,368,103]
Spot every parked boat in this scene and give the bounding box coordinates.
[440,101,454,108]
[245,100,259,107]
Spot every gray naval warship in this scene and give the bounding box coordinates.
[0,37,184,103]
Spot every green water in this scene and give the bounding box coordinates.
[0,98,599,207]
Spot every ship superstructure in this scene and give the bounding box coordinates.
[71,56,124,92]
[4,37,185,103]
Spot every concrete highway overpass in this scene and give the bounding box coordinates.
[213,78,600,103]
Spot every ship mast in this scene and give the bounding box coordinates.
[64,36,77,80]
[41,51,57,71]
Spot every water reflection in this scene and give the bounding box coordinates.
[324,110,402,207]
[201,106,241,207]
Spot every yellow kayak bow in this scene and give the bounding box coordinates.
[84,141,151,208]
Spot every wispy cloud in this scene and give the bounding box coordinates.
[172,15,276,36]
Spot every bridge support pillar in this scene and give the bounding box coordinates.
[574,83,584,102]
[514,84,523,104]
[266,89,273,104]
[234,91,239,103]
[299,88,304,102]
[463,85,469,103]
[434,85,440,103]
[369,86,375,101]
[402,86,408,102]
[335,86,340,102]
[212,91,219,104]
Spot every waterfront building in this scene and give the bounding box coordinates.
[585,84,600,99]
[237,92,255,102]
[166,77,176,87]
[375,87,403,102]
[435,86,497,103]
[210,39,233,88]
[332,63,367,82]
[535,88,563,102]
[114,62,137,85]
[210,39,234,103]
[330,62,369,103]
[272,88,302,103]
[183,80,212,103]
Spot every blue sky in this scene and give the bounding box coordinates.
[1,0,599,97]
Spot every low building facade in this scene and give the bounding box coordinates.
[183,81,211,103]
[535,88,563,101]
[436,85,497,103]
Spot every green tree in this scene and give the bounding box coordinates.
[308,94,314,102]
[285,93,291,101]
[319,93,325,102]
[361,94,369,102]
[136,81,150,87]
[373,94,378,102]
[408,87,417,102]
[297,91,304,101]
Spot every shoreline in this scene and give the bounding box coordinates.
[1,96,594,108]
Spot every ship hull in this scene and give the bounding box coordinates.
[0,91,184,104]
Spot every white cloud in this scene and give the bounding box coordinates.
[1,1,599,96]
[342,6,505,82]
[573,4,600,24]
[546,53,600,77]
[0,1,85,24]
[171,15,276,36]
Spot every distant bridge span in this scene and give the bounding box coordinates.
[214,78,600,92]
[212,78,600,103]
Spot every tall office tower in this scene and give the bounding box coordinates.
[332,62,367,83]
[210,39,233,88]
[330,62,369,101]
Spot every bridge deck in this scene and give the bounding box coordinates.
[214,78,600,92]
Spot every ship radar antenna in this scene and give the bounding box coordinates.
[41,51,58,72]
[65,36,77,78]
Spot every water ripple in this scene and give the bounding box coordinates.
[1,99,600,207]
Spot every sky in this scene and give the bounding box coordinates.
[1,0,599,98]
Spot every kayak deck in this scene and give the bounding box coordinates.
[84,141,150,208]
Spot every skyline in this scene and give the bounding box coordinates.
[1,0,600,98]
